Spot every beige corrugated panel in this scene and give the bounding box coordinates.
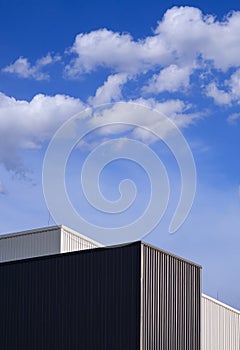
[202,294,240,350]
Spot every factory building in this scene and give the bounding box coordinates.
[0,226,239,349]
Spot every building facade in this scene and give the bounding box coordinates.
[0,226,239,349]
[0,235,201,350]
[0,225,101,263]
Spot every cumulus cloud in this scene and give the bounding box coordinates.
[86,98,200,145]
[143,65,191,94]
[88,73,128,105]
[0,90,200,173]
[2,53,61,80]
[0,92,85,171]
[3,6,240,105]
[65,28,171,77]
[155,7,240,71]
[206,69,240,105]
[206,83,232,105]
[66,7,240,79]
[131,98,200,130]
[228,69,240,99]
[61,6,240,105]
[3,6,240,173]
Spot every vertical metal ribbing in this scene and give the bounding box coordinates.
[0,242,141,350]
[141,243,201,350]
[201,294,240,350]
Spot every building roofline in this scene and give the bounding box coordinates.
[0,227,201,268]
[202,293,240,315]
[0,225,62,240]
[0,225,102,247]
[141,241,202,269]
[60,225,103,247]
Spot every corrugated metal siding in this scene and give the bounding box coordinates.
[0,227,61,263]
[141,243,201,350]
[202,294,240,350]
[61,227,101,252]
[0,242,141,350]
[0,226,101,263]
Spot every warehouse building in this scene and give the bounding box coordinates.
[0,226,239,349]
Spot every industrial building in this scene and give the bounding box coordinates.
[0,226,239,349]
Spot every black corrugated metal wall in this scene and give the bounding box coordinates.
[141,243,201,350]
[0,243,141,350]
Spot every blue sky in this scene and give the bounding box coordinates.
[0,0,240,309]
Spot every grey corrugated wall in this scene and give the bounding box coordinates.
[141,243,202,350]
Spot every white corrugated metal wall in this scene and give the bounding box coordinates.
[0,225,101,263]
[202,294,240,350]
[61,226,102,252]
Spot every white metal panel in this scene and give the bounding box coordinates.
[0,226,61,263]
[60,225,102,253]
[202,294,240,350]
[0,225,102,263]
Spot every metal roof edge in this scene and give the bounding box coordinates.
[202,293,240,315]
[140,241,202,269]
[0,241,138,267]
[0,225,62,240]
[60,225,103,247]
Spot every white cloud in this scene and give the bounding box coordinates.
[228,69,240,99]
[206,82,232,105]
[0,90,202,181]
[2,53,61,80]
[66,7,240,79]
[143,65,191,94]
[65,28,171,77]
[86,98,200,145]
[131,98,200,130]
[0,92,85,171]
[0,88,202,174]
[62,7,240,104]
[227,113,240,124]
[3,6,240,108]
[88,73,128,105]
[155,7,240,71]
[206,69,240,105]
